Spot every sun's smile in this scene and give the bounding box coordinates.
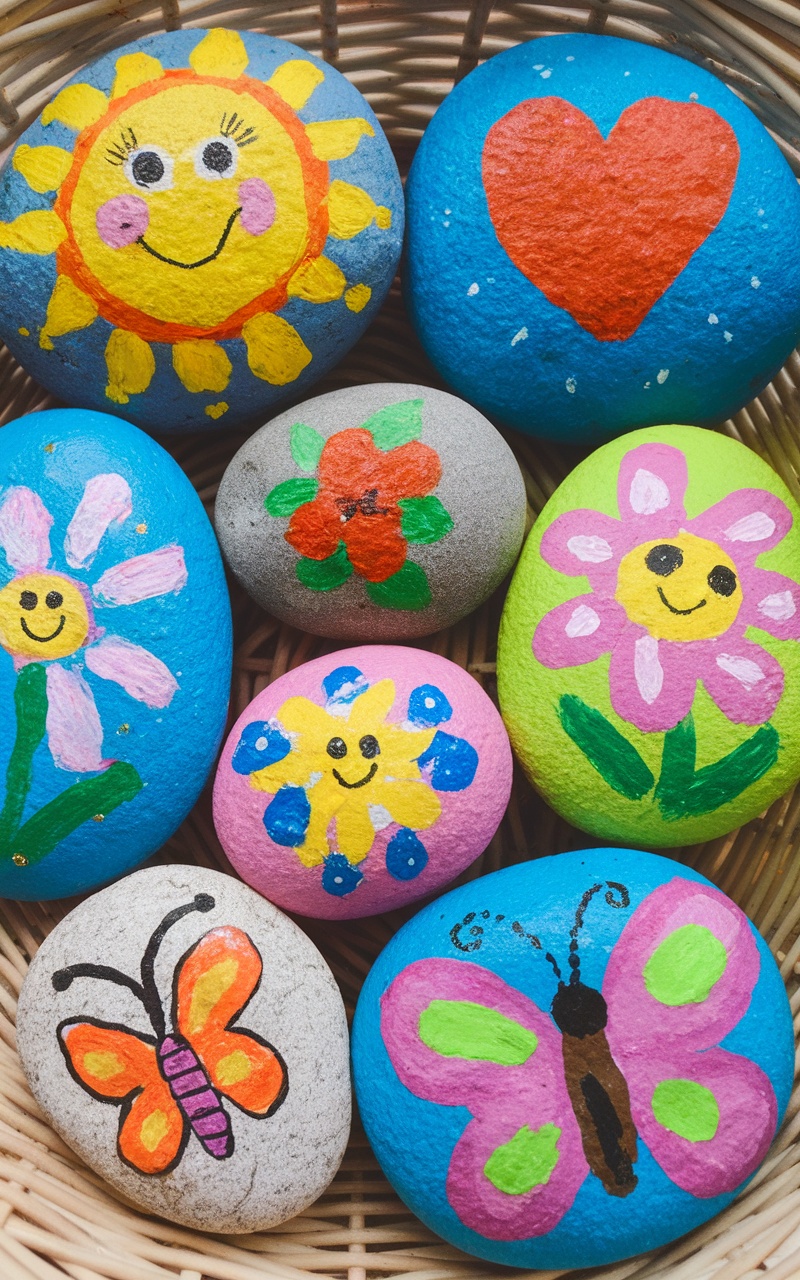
[333,762,378,789]
[616,532,741,642]
[137,206,242,269]
[20,613,66,643]
[656,586,706,617]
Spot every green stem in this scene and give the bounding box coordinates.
[655,714,779,819]
[0,664,47,849]
[558,695,655,800]
[3,761,143,868]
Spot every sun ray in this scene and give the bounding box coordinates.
[305,118,373,161]
[242,313,311,385]
[287,255,346,304]
[267,60,324,111]
[327,180,391,239]
[42,83,108,132]
[105,329,155,404]
[172,340,232,393]
[111,52,165,100]
[0,210,65,255]
[189,28,248,80]
[345,283,372,313]
[13,144,73,194]
[40,276,98,349]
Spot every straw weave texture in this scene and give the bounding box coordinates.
[1,2,800,1277]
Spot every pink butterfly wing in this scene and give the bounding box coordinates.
[380,957,588,1240]
[603,877,777,1197]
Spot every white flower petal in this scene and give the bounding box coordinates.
[64,473,132,569]
[45,664,108,772]
[565,604,601,638]
[85,635,178,708]
[716,654,765,690]
[634,634,663,705]
[0,487,52,572]
[724,512,776,543]
[566,535,613,563]
[758,590,796,623]
[92,545,187,606]
[630,468,670,515]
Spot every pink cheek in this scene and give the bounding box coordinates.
[238,178,276,236]
[95,195,150,248]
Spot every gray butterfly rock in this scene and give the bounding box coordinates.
[215,382,527,640]
[16,865,351,1232]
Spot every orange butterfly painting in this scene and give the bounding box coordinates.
[52,893,288,1175]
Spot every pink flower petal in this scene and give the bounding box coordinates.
[46,664,111,772]
[92,545,187,606]
[688,490,792,560]
[539,509,627,593]
[533,595,626,668]
[64,473,132,569]
[0,487,52,572]
[617,443,688,524]
[85,635,178,708]
[698,637,783,726]
[609,628,698,732]
[740,568,800,641]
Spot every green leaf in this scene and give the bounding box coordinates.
[4,762,143,868]
[559,695,655,800]
[365,560,431,611]
[399,495,454,544]
[295,542,353,592]
[655,713,779,819]
[290,422,325,471]
[0,663,47,848]
[419,1000,537,1065]
[264,477,319,517]
[363,399,424,450]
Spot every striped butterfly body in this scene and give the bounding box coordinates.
[157,1033,234,1160]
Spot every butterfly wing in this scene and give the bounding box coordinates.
[603,878,778,1197]
[380,957,587,1241]
[174,926,288,1117]
[57,1019,186,1175]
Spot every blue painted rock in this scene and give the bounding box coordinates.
[214,383,527,640]
[405,33,800,444]
[0,28,403,433]
[16,864,351,1231]
[0,407,231,899]
[213,646,512,918]
[352,848,794,1268]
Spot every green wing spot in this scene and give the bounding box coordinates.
[365,561,431,611]
[559,695,655,800]
[644,925,727,1006]
[399,496,454,544]
[656,714,779,819]
[264,477,319,516]
[652,1080,720,1143]
[363,399,424,450]
[484,1124,561,1194]
[296,543,353,592]
[419,1000,537,1065]
[290,422,325,470]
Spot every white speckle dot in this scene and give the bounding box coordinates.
[255,736,268,752]
[565,376,576,394]
[533,63,544,70]
[541,69,552,79]
[708,313,719,324]
[408,858,415,866]
[724,331,733,342]
[657,368,669,384]
[334,876,343,885]
[467,282,479,296]
[487,277,495,284]
[424,696,436,709]
[644,381,651,389]
[566,55,575,61]
[751,276,761,288]
[689,92,698,101]
[443,220,450,228]
[624,71,630,77]
[444,208,451,215]
[511,326,528,346]
[758,209,765,217]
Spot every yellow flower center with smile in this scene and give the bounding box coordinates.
[0,572,89,660]
[615,532,741,642]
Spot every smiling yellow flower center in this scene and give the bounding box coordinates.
[615,532,741,642]
[0,572,89,659]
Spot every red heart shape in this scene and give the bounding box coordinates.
[482,96,739,342]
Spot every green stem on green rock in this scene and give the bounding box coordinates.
[655,714,779,820]
[0,663,47,849]
[558,694,655,800]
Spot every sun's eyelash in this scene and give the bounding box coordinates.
[106,126,138,166]
[220,112,259,147]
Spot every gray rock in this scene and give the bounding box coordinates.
[215,383,527,639]
[16,865,351,1233]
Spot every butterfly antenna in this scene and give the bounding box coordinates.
[138,895,216,1038]
[51,963,147,1007]
[511,921,562,981]
[568,880,630,985]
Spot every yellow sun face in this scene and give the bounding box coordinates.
[0,572,89,660]
[616,532,742,641]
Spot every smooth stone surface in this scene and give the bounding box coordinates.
[215,384,526,640]
[405,33,800,444]
[0,407,231,900]
[213,645,513,918]
[498,424,800,847]
[352,848,794,1268]
[0,28,403,433]
[17,864,351,1232]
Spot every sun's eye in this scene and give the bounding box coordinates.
[19,590,37,611]
[645,544,683,576]
[327,737,347,759]
[708,565,737,597]
[124,147,174,192]
[359,735,380,759]
[46,590,64,610]
[194,137,238,181]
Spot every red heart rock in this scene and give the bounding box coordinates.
[482,96,739,342]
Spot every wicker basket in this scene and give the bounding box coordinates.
[2,3,800,1277]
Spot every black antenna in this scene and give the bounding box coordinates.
[567,881,630,986]
[511,920,562,981]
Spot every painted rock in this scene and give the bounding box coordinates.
[0,408,232,900]
[498,424,800,846]
[405,33,800,444]
[213,646,512,918]
[352,847,794,1268]
[16,864,350,1231]
[0,29,403,433]
[215,383,527,640]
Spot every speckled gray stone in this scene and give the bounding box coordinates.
[215,383,527,640]
[16,865,351,1233]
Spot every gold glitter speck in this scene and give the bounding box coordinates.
[12,854,28,867]
[92,814,104,823]
[43,443,55,454]
[136,523,147,534]
[118,724,130,734]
